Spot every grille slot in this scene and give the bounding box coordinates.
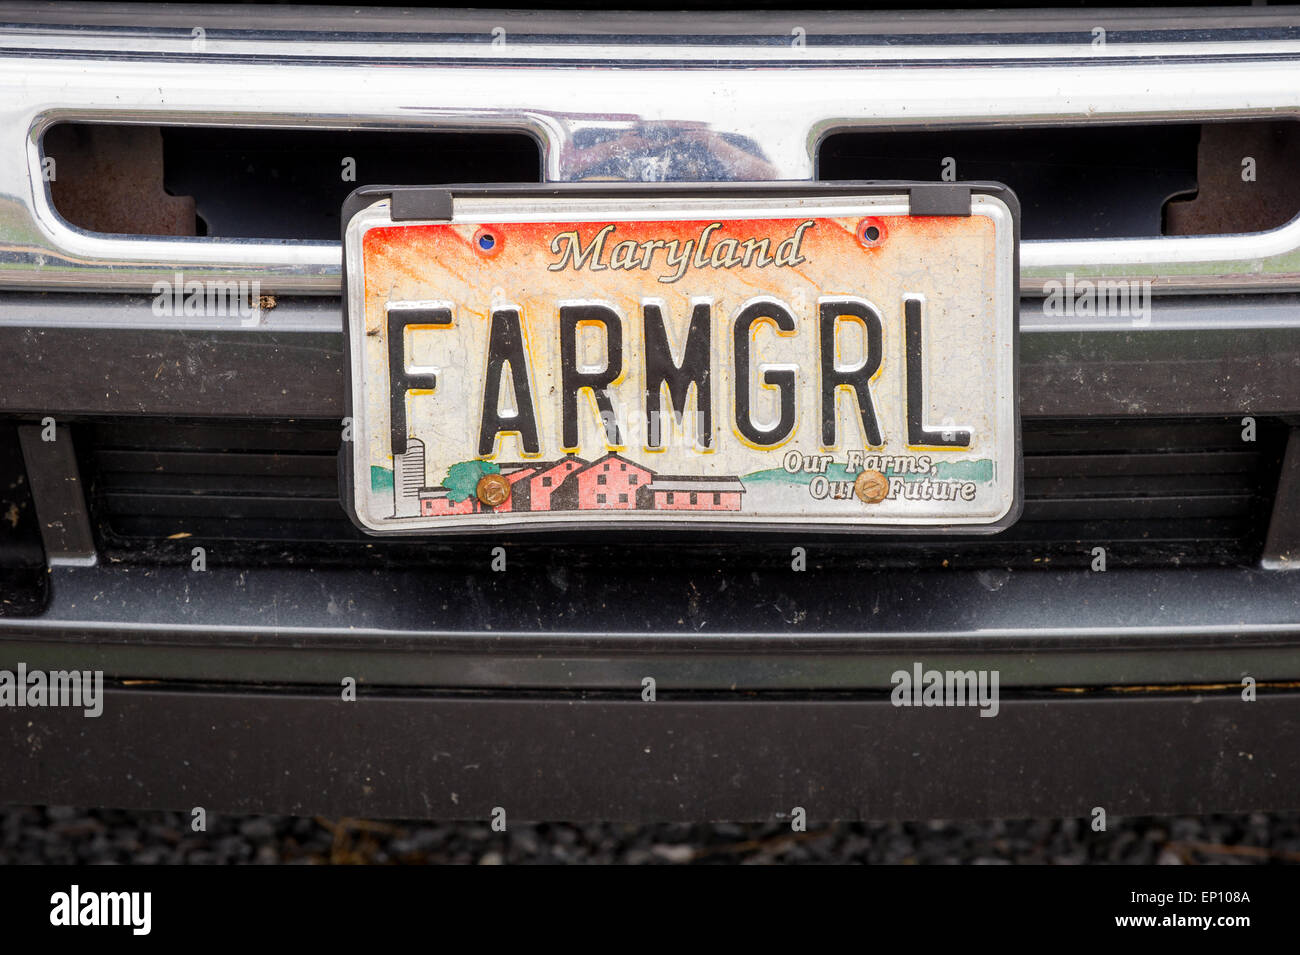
[78,416,1286,571]
[819,122,1300,240]
[44,125,543,240]
[0,423,47,616]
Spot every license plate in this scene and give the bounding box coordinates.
[342,184,1019,533]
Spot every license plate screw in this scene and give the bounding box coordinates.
[854,469,890,503]
[473,226,503,257]
[476,473,511,507]
[856,217,886,248]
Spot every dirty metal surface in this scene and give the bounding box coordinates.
[44,125,196,237]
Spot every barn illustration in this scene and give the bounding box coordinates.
[410,451,745,516]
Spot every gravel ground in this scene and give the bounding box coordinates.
[2,808,1299,864]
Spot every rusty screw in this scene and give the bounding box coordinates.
[476,473,511,508]
[854,469,890,504]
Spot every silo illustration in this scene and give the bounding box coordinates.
[393,437,425,518]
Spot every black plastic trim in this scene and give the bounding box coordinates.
[1,683,1296,820]
[3,561,1300,690]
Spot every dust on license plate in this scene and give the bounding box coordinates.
[343,188,1018,533]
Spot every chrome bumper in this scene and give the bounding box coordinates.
[4,6,1300,294]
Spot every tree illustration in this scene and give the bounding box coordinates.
[442,459,501,502]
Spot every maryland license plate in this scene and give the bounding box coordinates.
[342,185,1019,534]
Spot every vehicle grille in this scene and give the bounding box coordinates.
[77,415,1286,572]
[44,124,542,240]
[819,122,1300,240]
[0,424,47,615]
